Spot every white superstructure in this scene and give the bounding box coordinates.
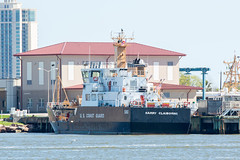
[81,61,166,108]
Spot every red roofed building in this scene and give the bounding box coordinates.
[15,42,201,113]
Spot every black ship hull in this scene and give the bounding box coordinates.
[47,107,191,134]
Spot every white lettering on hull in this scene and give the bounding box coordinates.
[145,112,178,116]
[80,113,105,119]
[96,114,104,118]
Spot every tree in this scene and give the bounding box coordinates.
[179,73,191,86]
[179,73,214,91]
[205,80,212,92]
[179,73,201,87]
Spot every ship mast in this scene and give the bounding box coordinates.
[111,29,134,68]
[223,55,240,93]
[52,60,70,103]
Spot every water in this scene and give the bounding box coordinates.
[0,134,240,160]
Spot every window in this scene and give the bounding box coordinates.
[85,94,90,101]
[27,62,32,85]
[28,10,35,21]
[68,61,74,80]
[16,9,20,22]
[130,80,137,90]
[91,71,100,77]
[38,98,44,107]
[27,80,32,85]
[39,62,44,85]
[153,62,159,80]
[98,94,103,100]
[2,101,5,108]
[51,61,56,85]
[163,92,170,98]
[110,70,117,77]
[167,61,173,81]
[138,67,145,75]
[91,94,96,101]
[82,71,89,83]
[27,98,32,108]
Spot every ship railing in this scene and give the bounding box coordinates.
[127,61,148,67]
[159,101,178,108]
[106,86,138,92]
[82,61,116,69]
[170,101,193,109]
[48,102,73,108]
[105,86,141,92]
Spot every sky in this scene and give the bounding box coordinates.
[18,0,240,88]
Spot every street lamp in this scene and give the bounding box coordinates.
[38,67,58,103]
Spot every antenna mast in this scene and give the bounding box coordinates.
[111,29,134,68]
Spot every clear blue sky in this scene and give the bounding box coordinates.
[19,0,240,88]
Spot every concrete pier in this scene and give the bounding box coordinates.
[190,116,240,134]
[18,116,53,133]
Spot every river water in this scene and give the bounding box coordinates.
[0,133,240,160]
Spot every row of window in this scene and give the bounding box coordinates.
[0,10,12,22]
[25,61,175,85]
[27,98,45,108]
[27,61,57,86]
[3,5,10,9]
[85,94,103,101]
[0,50,12,54]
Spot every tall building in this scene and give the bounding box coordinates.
[0,0,37,79]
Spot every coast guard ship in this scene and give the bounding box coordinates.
[47,30,191,134]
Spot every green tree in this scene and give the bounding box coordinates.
[205,80,212,92]
[191,75,202,87]
[179,73,214,91]
[179,73,191,86]
[179,73,201,87]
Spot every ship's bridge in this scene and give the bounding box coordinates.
[82,68,130,83]
[81,61,131,84]
[81,60,148,82]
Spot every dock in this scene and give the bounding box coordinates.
[18,116,53,133]
[190,116,240,134]
[16,115,240,134]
